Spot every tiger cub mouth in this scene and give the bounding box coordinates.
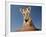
[25,19,29,22]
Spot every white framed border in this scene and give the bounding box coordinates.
[5,1,46,37]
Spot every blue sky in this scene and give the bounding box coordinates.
[10,5,42,32]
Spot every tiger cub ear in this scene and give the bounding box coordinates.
[28,7,31,13]
[20,8,23,14]
[28,7,31,11]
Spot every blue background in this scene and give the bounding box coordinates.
[10,5,42,32]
